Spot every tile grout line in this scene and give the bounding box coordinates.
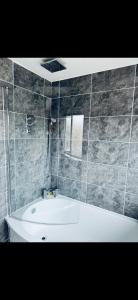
[47,153,138,172]
[0,76,51,99]
[46,137,138,144]
[53,86,136,99]
[13,63,17,214]
[43,78,45,97]
[123,65,137,215]
[2,86,8,218]
[56,81,60,182]
[53,115,138,119]
[0,110,51,120]
[14,83,51,99]
[2,110,138,120]
[85,74,93,203]
[57,174,120,191]
[0,67,137,98]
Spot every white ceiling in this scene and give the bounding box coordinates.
[9,58,138,82]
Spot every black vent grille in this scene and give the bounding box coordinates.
[41,60,66,73]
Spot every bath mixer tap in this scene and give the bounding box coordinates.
[41,187,58,199]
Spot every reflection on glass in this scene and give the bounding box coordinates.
[65,115,84,159]
[65,116,71,152]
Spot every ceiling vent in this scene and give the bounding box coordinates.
[41,58,66,73]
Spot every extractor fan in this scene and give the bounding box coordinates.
[41,58,66,73]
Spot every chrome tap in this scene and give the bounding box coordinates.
[41,187,58,199]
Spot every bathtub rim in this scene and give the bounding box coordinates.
[7,194,138,225]
[5,194,138,242]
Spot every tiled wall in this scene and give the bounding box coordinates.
[1,57,138,242]
[0,58,52,241]
[51,65,138,220]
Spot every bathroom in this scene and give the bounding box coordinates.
[1,57,138,242]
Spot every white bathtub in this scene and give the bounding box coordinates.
[5,194,138,242]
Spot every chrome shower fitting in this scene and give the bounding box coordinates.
[48,118,56,134]
[26,114,35,134]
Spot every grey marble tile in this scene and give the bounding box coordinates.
[91,88,134,117]
[87,162,126,192]
[8,165,16,213]
[0,140,5,167]
[58,154,87,181]
[0,83,13,111]
[86,184,124,214]
[83,118,89,140]
[92,65,135,92]
[0,218,8,242]
[15,161,45,208]
[8,139,15,166]
[10,165,15,196]
[24,92,45,117]
[9,112,15,139]
[14,86,28,113]
[51,98,59,118]
[81,161,87,181]
[51,155,58,176]
[51,175,58,189]
[31,184,45,201]
[128,143,138,168]
[15,183,37,209]
[14,86,45,116]
[59,94,90,118]
[0,192,7,219]
[89,116,131,142]
[14,63,44,94]
[57,176,85,201]
[44,118,49,138]
[44,79,52,98]
[45,97,51,118]
[44,175,51,190]
[0,87,3,110]
[131,116,138,142]
[88,141,128,166]
[15,113,45,139]
[135,65,138,87]
[82,140,88,160]
[58,138,65,155]
[0,58,13,83]
[72,181,87,201]
[60,74,91,97]
[4,112,15,140]
[15,139,46,164]
[0,111,4,139]
[5,83,13,111]
[80,183,87,202]
[52,81,60,98]
[124,193,138,219]
[0,167,6,192]
[50,118,59,139]
[59,138,88,161]
[133,87,138,115]
[126,168,138,194]
[10,190,16,213]
[51,139,59,157]
[0,205,7,221]
[14,184,28,209]
[16,182,44,207]
[59,118,66,139]
[7,84,14,112]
